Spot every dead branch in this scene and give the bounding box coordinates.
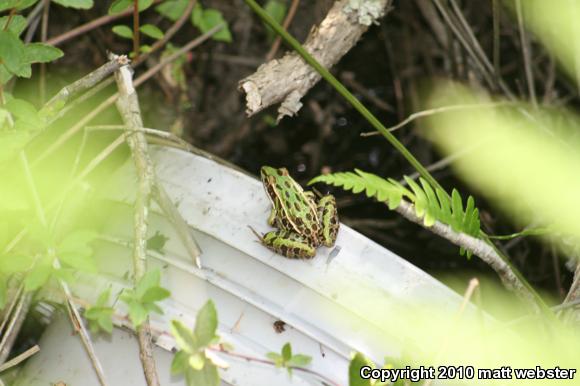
[0,345,39,373]
[113,55,160,386]
[42,56,128,116]
[395,200,540,312]
[239,0,391,122]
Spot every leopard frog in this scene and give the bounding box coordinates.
[253,166,339,259]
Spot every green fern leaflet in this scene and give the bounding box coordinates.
[309,169,481,257]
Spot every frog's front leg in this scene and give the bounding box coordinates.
[317,195,339,247]
[262,230,316,259]
[267,206,277,226]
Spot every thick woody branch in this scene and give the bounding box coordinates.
[395,200,540,312]
[240,0,390,122]
[113,56,160,386]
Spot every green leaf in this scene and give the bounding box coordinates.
[191,3,203,26]
[128,300,148,327]
[287,354,312,367]
[143,301,164,315]
[0,279,7,309]
[58,251,97,272]
[109,0,153,13]
[185,362,219,386]
[57,230,97,271]
[98,312,114,333]
[349,352,372,386]
[112,25,134,39]
[266,352,282,365]
[0,130,31,159]
[52,0,93,9]
[191,6,232,43]
[450,189,463,232]
[189,352,205,370]
[264,0,286,40]
[52,267,75,283]
[281,342,292,361]
[143,232,165,255]
[96,287,111,307]
[156,0,188,21]
[0,254,34,274]
[24,259,52,291]
[171,320,198,353]
[194,300,218,348]
[24,43,64,63]
[140,24,164,39]
[138,0,154,11]
[171,350,189,374]
[0,31,25,73]
[265,0,286,24]
[108,0,132,14]
[59,230,97,253]
[141,286,170,303]
[136,269,161,298]
[4,98,43,129]
[0,0,38,12]
[0,16,27,36]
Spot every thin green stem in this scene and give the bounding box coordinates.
[243,0,442,193]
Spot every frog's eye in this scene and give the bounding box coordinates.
[278,168,289,176]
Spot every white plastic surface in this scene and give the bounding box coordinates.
[15,147,467,386]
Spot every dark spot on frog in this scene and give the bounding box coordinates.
[293,202,301,211]
[305,213,312,221]
[285,191,290,199]
[284,180,292,189]
[207,178,212,183]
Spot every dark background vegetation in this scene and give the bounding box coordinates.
[20,0,573,309]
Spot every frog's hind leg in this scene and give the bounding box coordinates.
[317,195,339,247]
[262,230,316,259]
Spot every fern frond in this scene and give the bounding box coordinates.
[310,170,482,257]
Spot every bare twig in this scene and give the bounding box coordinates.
[209,346,341,386]
[265,0,300,61]
[395,200,538,311]
[340,72,394,112]
[492,0,501,76]
[39,0,50,104]
[0,345,39,373]
[35,24,224,166]
[423,278,480,386]
[44,0,195,126]
[113,55,159,386]
[360,102,513,136]
[133,0,140,61]
[0,292,31,366]
[46,8,134,46]
[152,184,202,268]
[20,151,109,385]
[515,0,537,108]
[41,56,129,120]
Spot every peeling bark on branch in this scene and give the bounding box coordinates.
[240,0,391,122]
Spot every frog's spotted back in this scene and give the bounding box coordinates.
[257,165,339,259]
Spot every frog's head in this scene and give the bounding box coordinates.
[260,166,289,183]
